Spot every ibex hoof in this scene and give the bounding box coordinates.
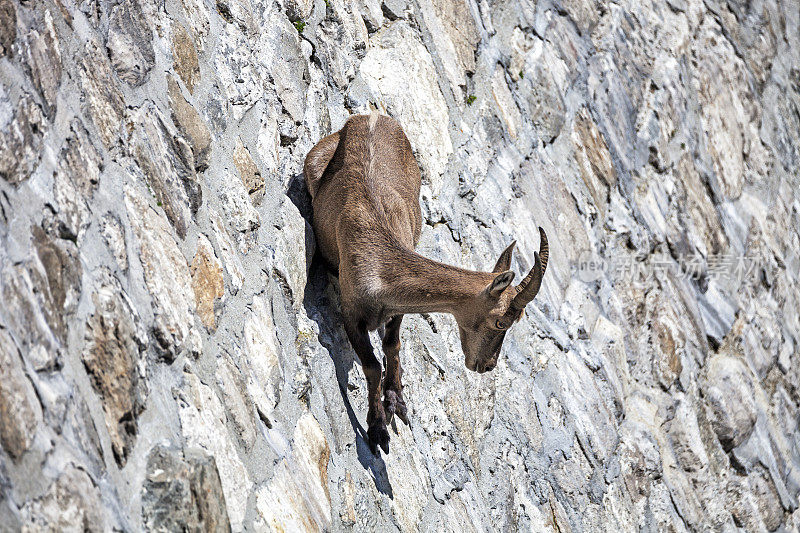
[383,389,409,429]
[367,423,390,454]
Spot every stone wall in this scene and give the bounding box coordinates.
[1,0,799,530]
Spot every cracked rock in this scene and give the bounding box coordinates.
[79,41,125,149]
[167,76,212,172]
[141,444,230,532]
[20,465,107,531]
[190,234,224,331]
[106,0,155,86]
[82,274,148,466]
[130,102,202,239]
[124,186,200,359]
[23,9,62,118]
[0,92,46,184]
[0,328,42,461]
[172,23,200,93]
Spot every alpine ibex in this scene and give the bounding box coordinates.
[304,113,549,453]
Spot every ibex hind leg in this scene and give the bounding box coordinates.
[382,315,409,429]
[342,315,390,454]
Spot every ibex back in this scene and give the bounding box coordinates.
[304,113,548,453]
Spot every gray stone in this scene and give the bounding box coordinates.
[272,199,310,306]
[572,109,615,216]
[100,213,129,272]
[172,23,200,94]
[232,138,263,205]
[668,398,709,472]
[190,234,224,331]
[255,413,331,531]
[20,465,107,531]
[256,12,308,125]
[748,466,784,531]
[124,186,200,359]
[53,119,103,240]
[180,0,210,52]
[414,0,479,101]
[210,211,244,295]
[23,10,62,119]
[82,273,148,466]
[107,0,155,86]
[58,118,103,195]
[356,0,383,32]
[381,0,406,19]
[177,372,251,531]
[691,18,769,203]
[354,21,453,186]
[215,168,259,233]
[430,0,479,73]
[491,68,522,140]
[62,394,106,474]
[167,76,212,171]
[242,294,283,422]
[213,25,262,121]
[216,0,256,34]
[141,444,230,532]
[0,92,46,184]
[130,102,201,239]
[0,491,20,532]
[510,40,566,144]
[284,0,313,21]
[30,226,82,344]
[561,0,599,35]
[0,0,15,56]
[215,355,257,448]
[0,328,42,461]
[79,40,125,149]
[703,355,758,452]
[0,263,60,369]
[316,0,368,89]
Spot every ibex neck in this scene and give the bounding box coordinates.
[380,246,494,315]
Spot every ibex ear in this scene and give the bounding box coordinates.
[486,271,515,297]
[492,241,516,272]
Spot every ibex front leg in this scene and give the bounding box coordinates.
[382,315,409,427]
[343,318,390,453]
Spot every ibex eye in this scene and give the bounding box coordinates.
[495,319,506,330]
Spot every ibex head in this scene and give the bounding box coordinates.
[455,227,549,373]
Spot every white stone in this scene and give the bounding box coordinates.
[491,68,522,140]
[383,425,431,531]
[669,398,709,472]
[215,168,259,233]
[273,199,309,307]
[180,0,211,51]
[178,372,252,532]
[355,22,453,189]
[216,355,258,448]
[124,187,200,357]
[256,413,331,531]
[213,25,262,120]
[101,214,129,271]
[210,211,245,294]
[243,295,283,422]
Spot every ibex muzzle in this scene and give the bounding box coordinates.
[458,228,549,373]
[304,113,549,453]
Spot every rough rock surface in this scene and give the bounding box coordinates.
[141,444,230,531]
[1,0,799,531]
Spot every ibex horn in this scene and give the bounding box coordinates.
[508,227,548,313]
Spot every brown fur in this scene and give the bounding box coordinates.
[304,113,548,453]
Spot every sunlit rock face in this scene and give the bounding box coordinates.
[1,0,799,530]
